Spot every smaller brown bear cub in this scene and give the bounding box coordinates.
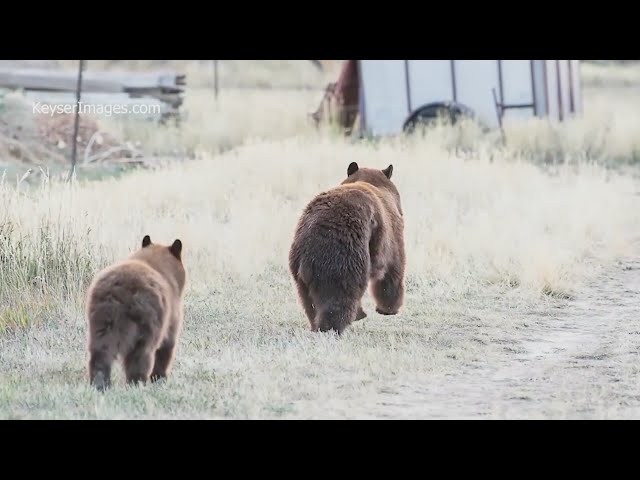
[289,162,406,334]
[85,235,187,391]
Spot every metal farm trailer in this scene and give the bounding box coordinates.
[314,60,583,136]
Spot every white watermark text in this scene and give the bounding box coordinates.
[32,101,162,117]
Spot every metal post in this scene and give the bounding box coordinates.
[68,59,85,182]
[492,87,506,144]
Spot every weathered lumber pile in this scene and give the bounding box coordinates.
[0,68,185,120]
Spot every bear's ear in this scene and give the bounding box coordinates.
[169,239,182,260]
[382,164,393,179]
[347,162,359,176]
[142,235,152,248]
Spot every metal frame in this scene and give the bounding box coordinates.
[568,60,575,114]
[493,60,536,122]
[404,60,412,115]
[556,59,564,121]
[450,60,457,102]
[530,59,538,116]
[357,60,581,135]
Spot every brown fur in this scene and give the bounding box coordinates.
[85,235,187,391]
[288,162,405,334]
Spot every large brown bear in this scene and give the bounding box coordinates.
[85,235,187,391]
[289,162,405,334]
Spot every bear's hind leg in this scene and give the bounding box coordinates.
[150,341,176,383]
[294,278,316,329]
[124,342,155,386]
[312,282,366,334]
[88,342,117,392]
[123,304,164,386]
[312,274,368,334]
[150,324,179,383]
[372,266,404,316]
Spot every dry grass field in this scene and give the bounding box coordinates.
[0,61,639,419]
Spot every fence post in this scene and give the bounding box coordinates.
[68,59,85,182]
[214,60,219,102]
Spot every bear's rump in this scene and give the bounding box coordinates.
[296,222,372,287]
[88,263,170,338]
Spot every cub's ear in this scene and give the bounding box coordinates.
[347,162,359,176]
[382,164,393,179]
[142,235,152,248]
[169,239,182,260]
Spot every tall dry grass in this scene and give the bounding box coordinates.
[581,61,640,88]
[101,88,326,157]
[5,125,636,305]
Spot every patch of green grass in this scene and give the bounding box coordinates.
[0,305,31,335]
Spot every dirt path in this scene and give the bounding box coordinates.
[365,253,640,419]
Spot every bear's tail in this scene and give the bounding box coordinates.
[313,298,359,335]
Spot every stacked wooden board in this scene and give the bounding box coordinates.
[0,68,185,120]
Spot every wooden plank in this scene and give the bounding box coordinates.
[0,68,185,93]
[0,69,124,93]
[124,85,184,95]
[125,87,182,101]
[98,71,185,89]
[75,71,185,90]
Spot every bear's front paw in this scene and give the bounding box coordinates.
[375,307,399,316]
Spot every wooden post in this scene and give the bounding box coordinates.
[213,60,219,101]
[69,60,85,181]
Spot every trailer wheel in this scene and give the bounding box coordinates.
[403,101,475,133]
